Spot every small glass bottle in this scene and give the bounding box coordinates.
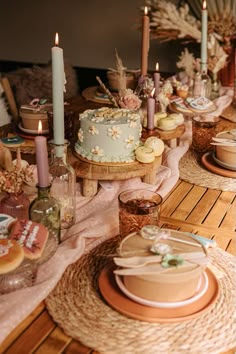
[193,70,212,98]
[49,140,76,229]
[29,184,61,245]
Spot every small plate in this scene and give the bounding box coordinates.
[212,152,236,171]
[18,122,49,135]
[115,272,208,309]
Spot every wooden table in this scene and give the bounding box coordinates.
[0,95,235,354]
[0,178,235,354]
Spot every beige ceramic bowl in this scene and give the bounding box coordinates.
[119,230,207,302]
[20,109,48,131]
[215,131,236,167]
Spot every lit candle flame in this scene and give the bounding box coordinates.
[38,120,42,135]
[155,62,159,71]
[202,0,207,10]
[144,6,148,15]
[55,32,59,46]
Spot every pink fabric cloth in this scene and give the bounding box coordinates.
[0,89,232,344]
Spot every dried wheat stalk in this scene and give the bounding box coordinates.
[96,76,119,107]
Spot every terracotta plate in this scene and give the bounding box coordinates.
[201,152,236,178]
[98,263,219,323]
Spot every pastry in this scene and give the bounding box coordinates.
[154,112,167,127]
[135,146,155,163]
[1,136,24,148]
[0,239,24,274]
[0,214,16,236]
[144,137,164,156]
[168,113,184,125]
[186,97,215,113]
[9,219,49,260]
[157,117,177,131]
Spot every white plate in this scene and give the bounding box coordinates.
[18,122,49,135]
[115,271,208,309]
[212,152,236,171]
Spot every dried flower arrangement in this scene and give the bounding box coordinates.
[0,165,33,194]
[142,0,236,77]
[0,145,33,194]
[144,0,236,44]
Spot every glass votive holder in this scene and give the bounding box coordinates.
[192,116,220,154]
[118,189,162,238]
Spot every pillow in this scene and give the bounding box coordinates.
[5,61,79,108]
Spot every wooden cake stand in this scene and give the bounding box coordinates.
[70,152,162,197]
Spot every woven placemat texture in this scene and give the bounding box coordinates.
[179,150,236,192]
[45,236,236,354]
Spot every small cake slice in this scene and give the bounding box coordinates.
[0,239,24,274]
[9,219,49,260]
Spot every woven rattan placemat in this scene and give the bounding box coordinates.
[45,236,236,354]
[179,150,236,192]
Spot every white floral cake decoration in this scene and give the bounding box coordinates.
[107,126,122,140]
[78,128,84,142]
[91,146,104,156]
[125,135,135,148]
[88,125,99,135]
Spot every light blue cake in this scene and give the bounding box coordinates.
[75,107,142,163]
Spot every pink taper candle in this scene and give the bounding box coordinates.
[35,136,49,187]
[147,95,155,130]
[141,6,150,76]
[154,62,160,99]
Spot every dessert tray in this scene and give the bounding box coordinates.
[98,263,219,323]
[0,231,58,294]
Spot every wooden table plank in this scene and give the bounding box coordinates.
[170,184,206,220]
[203,191,236,229]
[0,303,45,353]
[4,311,55,354]
[186,189,221,224]
[160,216,236,241]
[161,181,193,216]
[64,340,92,354]
[220,197,236,230]
[34,327,72,354]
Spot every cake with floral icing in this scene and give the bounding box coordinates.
[114,226,209,302]
[75,107,142,163]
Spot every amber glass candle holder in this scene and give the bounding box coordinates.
[118,189,162,238]
[192,116,220,154]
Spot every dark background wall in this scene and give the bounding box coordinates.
[0,0,199,74]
